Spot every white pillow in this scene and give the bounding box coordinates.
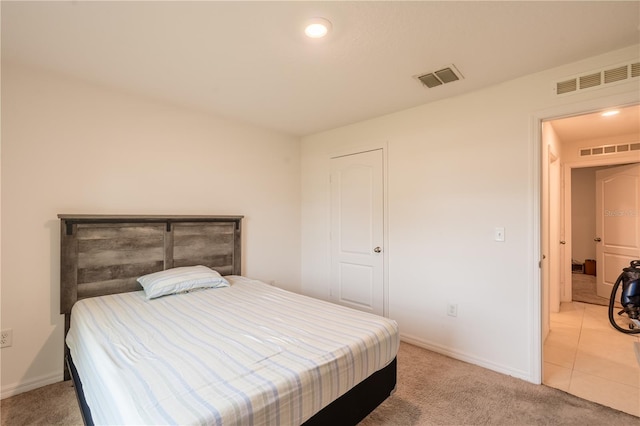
[137,265,229,300]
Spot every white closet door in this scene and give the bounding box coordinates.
[330,149,384,315]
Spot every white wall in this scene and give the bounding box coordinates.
[301,45,640,382]
[0,63,301,396]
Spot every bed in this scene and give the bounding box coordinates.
[59,215,399,425]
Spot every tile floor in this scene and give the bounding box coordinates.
[543,301,640,417]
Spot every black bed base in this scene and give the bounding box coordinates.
[303,357,397,426]
[66,355,94,426]
[67,355,396,426]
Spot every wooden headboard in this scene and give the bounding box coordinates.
[59,215,243,315]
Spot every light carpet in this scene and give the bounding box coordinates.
[571,273,610,306]
[360,342,638,425]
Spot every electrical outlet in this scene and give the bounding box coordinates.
[447,303,458,317]
[1,329,13,348]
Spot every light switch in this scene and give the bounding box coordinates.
[494,227,505,242]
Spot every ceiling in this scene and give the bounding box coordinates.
[2,1,640,136]
[549,104,640,144]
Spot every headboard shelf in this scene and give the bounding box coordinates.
[58,214,243,235]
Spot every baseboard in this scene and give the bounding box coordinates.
[400,333,534,383]
[1,371,63,400]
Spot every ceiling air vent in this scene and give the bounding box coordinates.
[416,65,463,89]
[579,142,640,157]
[555,61,639,96]
[418,73,443,88]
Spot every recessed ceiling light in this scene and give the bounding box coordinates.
[305,18,331,38]
[601,110,620,117]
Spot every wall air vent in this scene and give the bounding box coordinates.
[557,79,577,94]
[604,65,627,83]
[579,142,640,157]
[579,72,601,89]
[555,61,640,96]
[415,64,464,89]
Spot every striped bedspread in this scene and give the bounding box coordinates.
[66,276,399,425]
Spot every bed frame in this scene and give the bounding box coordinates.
[59,214,396,425]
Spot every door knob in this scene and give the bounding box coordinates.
[594,237,602,242]
[373,247,382,253]
[560,241,566,245]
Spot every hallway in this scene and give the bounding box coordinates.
[543,301,640,417]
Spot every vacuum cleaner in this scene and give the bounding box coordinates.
[608,260,640,334]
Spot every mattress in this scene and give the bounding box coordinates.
[66,276,399,425]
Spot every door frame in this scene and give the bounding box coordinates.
[530,91,639,384]
[548,149,562,314]
[328,141,389,317]
[562,158,640,303]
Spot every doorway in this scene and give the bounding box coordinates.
[569,164,640,305]
[570,166,610,306]
[543,104,640,307]
[541,103,640,412]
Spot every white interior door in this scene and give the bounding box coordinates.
[595,163,640,298]
[330,149,384,315]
